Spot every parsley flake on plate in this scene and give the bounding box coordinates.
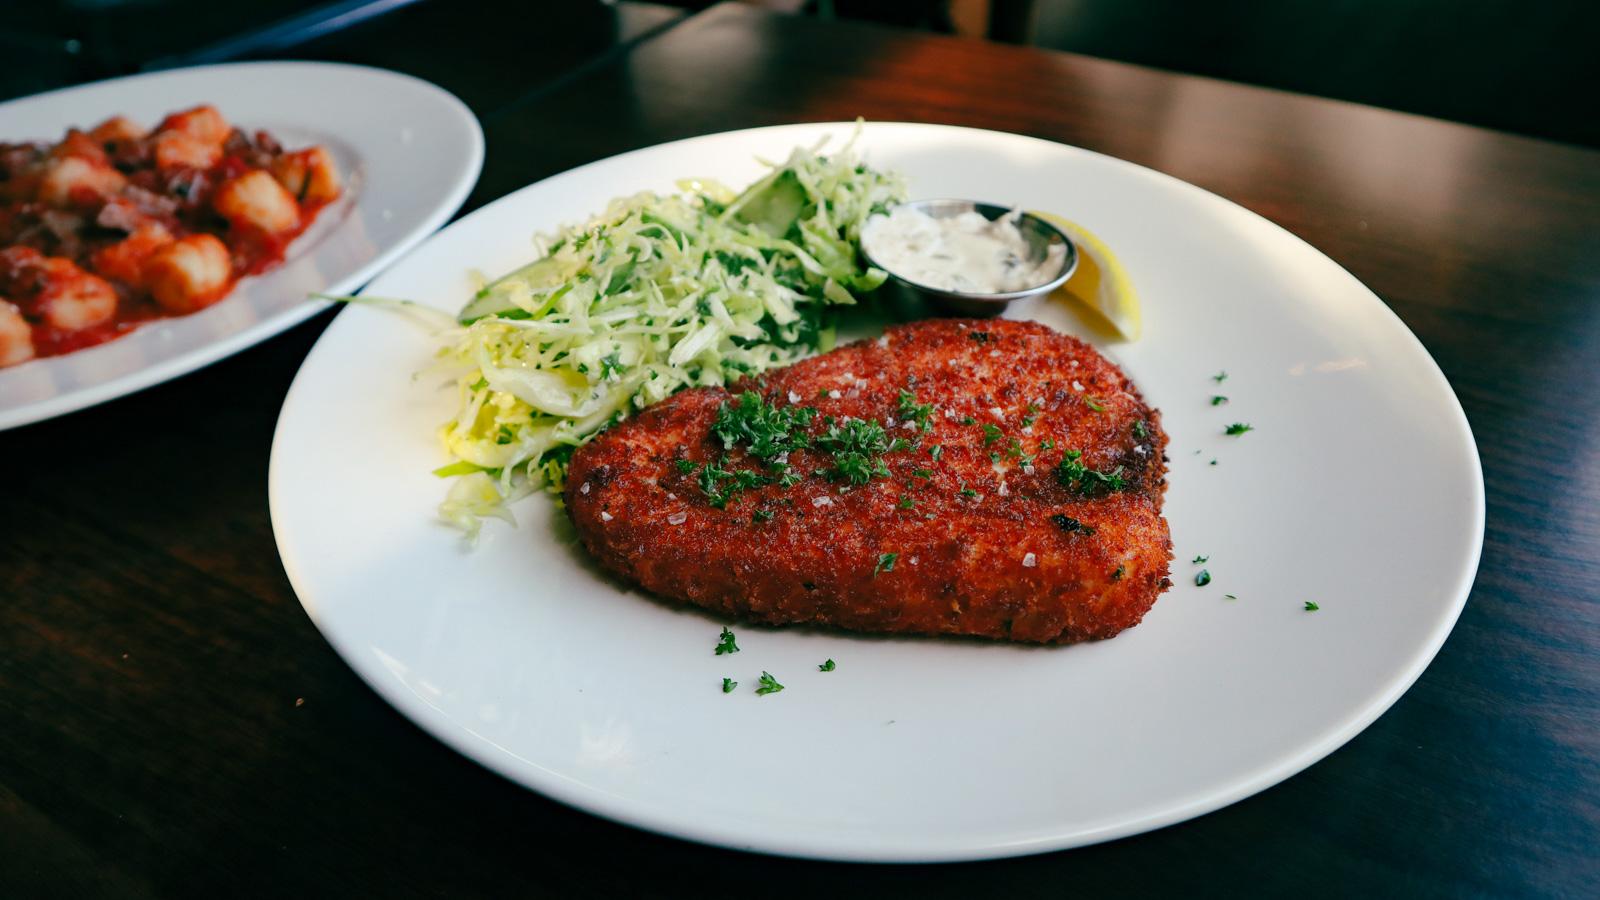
[1305,601,1320,611]
[1225,423,1254,435]
[722,677,737,693]
[755,672,784,695]
[714,627,739,655]
[819,659,836,672]
[1195,569,1211,586]
[875,552,898,576]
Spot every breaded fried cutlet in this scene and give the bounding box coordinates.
[564,318,1172,643]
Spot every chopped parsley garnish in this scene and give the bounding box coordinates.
[1051,514,1096,536]
[755,672,785,695]
[960,415,976,426]
[1085,397,1107,412]
[675,459,698,473]
[1005,438,1023,458]
[1210,459,1218,465]
[817,418,898,484]
[1304,601,1319,611]
[1225,423,1253,435]
[722,678,737,693]
[599,350,629,380]
[753,509,774,522]
[896,389,934,430]
[1211,396,1228,406]
[897,496,916,509]
[912,468,932,479]
[819,659,836,672]
[968,331,991,343]
[875,552,899,576]
[981,423,1004,446]
[1193,555,1209,564]
[1057,449,1129,495]
[1132,421,1148,438]
[1214,371,1228,382]
[1195,570,1211,586]
[712,390,816,460]
[714,627,739,655]
[1039,439,1055,451]
[929,444,944,461]
[1112,564,1126,580]
[958,482,977,499]
[698,459,772,508]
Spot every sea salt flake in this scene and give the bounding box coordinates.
[813,496,832,507]
[988,407,1004,418]
[788,391,801,404]
[1023,553,1037,568]
[829,390,841,399]
[1023,465,1035,475]
[667,511,687,525]
[1022,426,1033,435]
[580,483,590,494]
[600,512,613,522]
[1072,381,1084,391]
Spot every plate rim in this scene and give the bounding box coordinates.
[269,120,1486,862]
[0,59,485,431]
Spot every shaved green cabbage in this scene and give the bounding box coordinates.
[434,133,907,537]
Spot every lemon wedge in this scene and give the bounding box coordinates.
[1031,211,1141,340]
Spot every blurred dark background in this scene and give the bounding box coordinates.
[2,0,1597,149]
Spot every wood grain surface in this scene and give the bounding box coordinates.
[3,4,1597,897]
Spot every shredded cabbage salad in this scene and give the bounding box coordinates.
[431,133,907,537]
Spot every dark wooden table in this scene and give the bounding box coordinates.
[4,4,1598,896]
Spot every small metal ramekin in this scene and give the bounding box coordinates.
[861,199,1078,318]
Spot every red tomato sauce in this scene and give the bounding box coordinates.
[0,106,341,368]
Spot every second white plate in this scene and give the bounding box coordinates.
[0,61,484,430]
[270,123,1484,862]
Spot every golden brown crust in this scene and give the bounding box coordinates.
[564,318,1172,643]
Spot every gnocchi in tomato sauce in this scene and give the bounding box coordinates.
[0,105,341,367]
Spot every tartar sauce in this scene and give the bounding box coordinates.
[862,206,1066,294]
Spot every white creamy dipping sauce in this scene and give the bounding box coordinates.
[861,206,1066,294]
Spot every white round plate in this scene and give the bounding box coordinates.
[0,61,483,430]
[270,123,1484,862]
